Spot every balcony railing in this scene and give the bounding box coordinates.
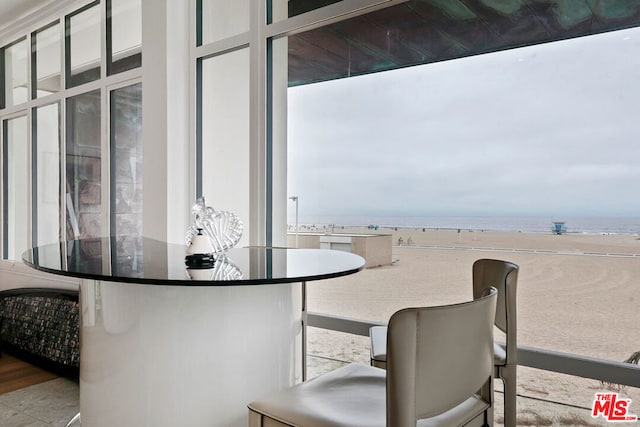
[308,311,640,388]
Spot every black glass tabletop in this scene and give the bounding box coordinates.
[22,237,365,286]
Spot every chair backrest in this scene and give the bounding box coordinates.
[386,287,497,427]
[472,258,519,362]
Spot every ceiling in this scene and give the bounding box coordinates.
[0,0,54,33]
[3,0,640,88]
[287,0,640,86]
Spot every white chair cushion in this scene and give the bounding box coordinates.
[249,363,491,427]
[494,342,507,365]
[249,363,386,427]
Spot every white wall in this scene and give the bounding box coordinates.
[201,49,251,249]
[142,0,191,244]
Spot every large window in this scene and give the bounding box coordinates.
[2,115,29,259]
[110,83,142,238]
[271,0,343,22]
[66,90,101,239]
[107,0,142,74]
[199,0,249,44]
[195,0,253,247]
[65,2,101,88]
[276,1,640,421]
[33,22,61,98]
[1,0,142,260]
[2,38,28,108]
[199,49,250,236]
[34,102,61,246]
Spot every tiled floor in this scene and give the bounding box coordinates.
[0,356,341,427]
[0,357,336,427]
[0,378,79,427]
[0,357,339,427]
[0,356,608,427]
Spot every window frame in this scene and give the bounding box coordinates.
[0,0,143,260]
[31,20,62,100]
[2,111,30,259]
[1,36,29,110]
[194,0,640,390]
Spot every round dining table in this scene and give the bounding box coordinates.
[23,236,365,427]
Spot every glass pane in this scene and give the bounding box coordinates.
[2,115,29,260]
[3,39,28,107]
[67,4,101,88]
[110,83,142,238]
[109,0,142,74]
[200,0,249,44]
[281,3,640,410]
[200,48,249,242]
[66,90,102,239]
[271,0,342,23]
[282,1,640,86]
[35,103,61,246]
[34,23,62,98]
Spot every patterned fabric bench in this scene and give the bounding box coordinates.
[0,288,80,378]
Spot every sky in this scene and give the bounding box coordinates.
[287,26,640,222]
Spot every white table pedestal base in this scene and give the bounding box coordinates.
[79,280,302,427]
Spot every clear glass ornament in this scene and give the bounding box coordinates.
[185,197,243,254]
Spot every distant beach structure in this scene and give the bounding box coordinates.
[552,221,567,235]
[290,216,640,235]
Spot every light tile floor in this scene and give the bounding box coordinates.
[0,378,79,427]
[0,356,608,427]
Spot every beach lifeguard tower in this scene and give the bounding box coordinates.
[552,221,567,235]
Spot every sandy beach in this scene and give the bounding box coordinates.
[304,227,640,426]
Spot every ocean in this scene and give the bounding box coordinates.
[291,215,640,235]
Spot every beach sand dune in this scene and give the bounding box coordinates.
[306,228,640,426]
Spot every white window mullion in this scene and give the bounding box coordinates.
[100,0,111,238]
[248,0,268,247]
[59,7,69,243]
[59,13,67,98]
[189,0,198,213]
[26,30,35,248]
[60,97,68,243]
[100,0,108,80]
[27,107,33,248]
[101,84,110,238]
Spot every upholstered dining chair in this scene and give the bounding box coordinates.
[370,258,519,427]
[472,259,519,427]
[248,287,498,427]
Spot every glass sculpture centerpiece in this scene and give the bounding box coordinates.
[185,197,243,280]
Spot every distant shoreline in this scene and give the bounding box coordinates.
[288,222,640,236]
[288,216,640,235]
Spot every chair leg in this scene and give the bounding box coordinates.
[500,366,517,427]
[248,409,262,427]
[249,409,292,427]
[481,375,494,427]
